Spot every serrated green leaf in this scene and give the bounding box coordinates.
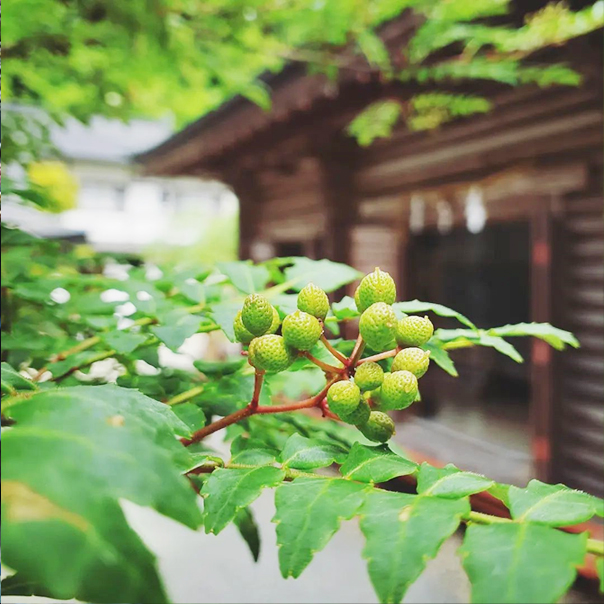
[150,312,201,351]
[340,443,417,483]
[489,322,579,350]
[393,300,477,329]
[417,463,494,498]
[279,433,348,470]
[217,261,270,294]
[283,258,362,293]
[422,341,458,376]
[1,362,36,395]
[194,357,246,375]
[274,477,367,578]
[460,523,587,604]
[360,490,469,603]
[101,330,148,354]
[202,466,284,534]
[507,479,604,525]
[234,507,261,562]
[2,385,202,603]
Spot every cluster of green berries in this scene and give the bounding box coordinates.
[233,284,329,372]
[232,268,434,444]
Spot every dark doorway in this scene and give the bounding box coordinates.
[400,221,532,484]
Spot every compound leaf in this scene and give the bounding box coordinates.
[393,300,476,329]
[217,261,270,295]
[283,258,362,293]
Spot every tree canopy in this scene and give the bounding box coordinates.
[3,0,603,161]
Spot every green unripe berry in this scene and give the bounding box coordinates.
[359,302,397,352]
[267,307,281,334]
[354,362,384,391]
[391,347,431,378]
[341,398,371,426]
[282,310,322,351]
[395,315,434,347]
[354,286,367,313]
[379,370,419,410]
[248,335,295,373]
[327,380,361,420]
[359,411,395,443]
[297,283,329,321]
[358,267,396,310]
[233,310,255,345]
[241,294,274,336]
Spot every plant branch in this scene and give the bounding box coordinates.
[166,385,205,406]
[301,351,344,374]
[357,348,399,364]
[320,334,348,364]
[250,370,265,410]
[183,377,340,446]
[33,302,209,381]
[348,335,366,367]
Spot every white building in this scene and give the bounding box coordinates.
[4,115,238,254]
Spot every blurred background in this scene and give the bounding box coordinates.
[2,0,603,602]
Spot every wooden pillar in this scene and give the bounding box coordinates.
[227,170,263,260]
[316,136,360,267]
[530,198,554,482]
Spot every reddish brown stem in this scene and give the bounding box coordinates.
[182,405,254,445]
[348,335,366,367]
[357,348,399,364]
[183,376,340,446]
[250,370,264,410]
[320,334,348,364]
[301,351,344,374]
[319,397,340,420]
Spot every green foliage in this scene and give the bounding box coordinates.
[460,524,588,604]
[2,235,603,603]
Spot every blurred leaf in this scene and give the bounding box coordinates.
[332,296,360,320]
[101,330,148,354]
[151,313,201,351]
[217,261,271,295]
[393,300,477,329]
[209,301,243,342]
[348,100,403,146]
[2,385,201,602]
[1,362,37,395]
[489,323,579,350]
[283,258,362,292]
[194,357,247,375]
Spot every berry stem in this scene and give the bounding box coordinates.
[166,385,205,406]
[301,351,344,374]
[357,348,399,364]
[249,370,265,410]
[348,335,366,367]
[320,334,348,364]
[182,377,340,445]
